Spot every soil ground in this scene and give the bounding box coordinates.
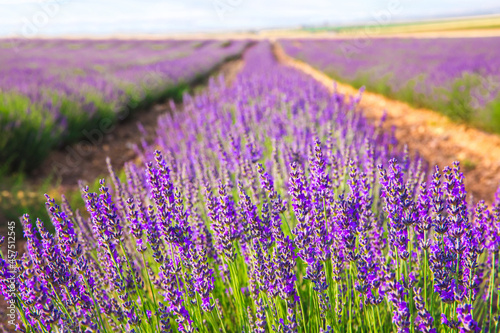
[273,42,500,203]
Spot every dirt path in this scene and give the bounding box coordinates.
[29,59,244,191]
[273,42,500,202]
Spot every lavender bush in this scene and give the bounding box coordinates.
[280,37,500,134]
[2,41,499,332]
[0,39,248,172]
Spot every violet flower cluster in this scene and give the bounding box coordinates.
[2,41,500,333]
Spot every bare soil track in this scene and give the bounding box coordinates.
[273,42,500,202]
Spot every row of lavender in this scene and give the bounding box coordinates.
[0,39,248,172]
[3,41,500,332]
[279,37,500,133]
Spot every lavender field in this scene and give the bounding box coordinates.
[0,39,248,172]
[280,37,500,133]
[1,39,500,333]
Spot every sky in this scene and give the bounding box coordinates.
[0,0,499,37]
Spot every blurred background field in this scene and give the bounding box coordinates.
[0,37,249,233]
[279,36,500,133]
[0,38,248,173]
[302,13,500,35]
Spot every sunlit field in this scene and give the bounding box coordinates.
[1,12,500,333]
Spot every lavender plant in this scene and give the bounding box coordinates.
[0,39,248,171]
[279,37,500,134]
[2,41,499,333]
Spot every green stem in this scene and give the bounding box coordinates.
[169,242,202,329]
[424,249,428,307]
[348,265,353,333]
[215,305,228,333]
[228,259,247,330]
[295,283,307,332]
[490,253,496,333]
[46,281,76,326]
[120,241,150,325]
[141,252,161,332]
[82,275,108,333]
[281,212,293,237]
